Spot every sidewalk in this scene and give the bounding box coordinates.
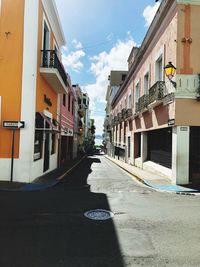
[0,156,86,192]
[105,155,199,194]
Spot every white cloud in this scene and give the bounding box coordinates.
[62,50,85,72]
[93,116,104,137]
[83,35,136,135]
[62,46,68,52]
[72,39,83,49]
[143,2,160,27]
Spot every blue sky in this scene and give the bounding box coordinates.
[55,0,160,135]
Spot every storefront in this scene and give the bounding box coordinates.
[147,127,172,168]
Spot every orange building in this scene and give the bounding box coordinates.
[0,0,69,182]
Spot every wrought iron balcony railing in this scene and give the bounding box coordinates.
[117,112,122,121]
[122,108,127,119]
[148,81,165,104]
[126,108,133,118]
[114,116,118,124]
[41,50,68,87]
[137,94,149,112]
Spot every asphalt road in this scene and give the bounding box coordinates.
[0,155,200,266]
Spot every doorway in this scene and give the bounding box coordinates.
[43,122,50,172]
[189,126,200,183]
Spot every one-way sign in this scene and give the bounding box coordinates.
[3,121,25,129]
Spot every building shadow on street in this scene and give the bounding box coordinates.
[0,156,125,267]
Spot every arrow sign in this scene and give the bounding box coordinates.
[3,121,25,129]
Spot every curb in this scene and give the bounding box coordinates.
[105,155,199,196]
[0,156,86,192]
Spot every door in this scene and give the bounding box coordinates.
[128,136,131,158]
[43,121,50,172]
[189,127,200,183]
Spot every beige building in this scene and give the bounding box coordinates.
[106,0,200,185]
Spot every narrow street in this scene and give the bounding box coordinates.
[0,156,200,267]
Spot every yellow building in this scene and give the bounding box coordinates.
[0,0,69,182]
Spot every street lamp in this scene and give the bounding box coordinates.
[164,61,176,88]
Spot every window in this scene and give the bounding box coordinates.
[155,56,163,81]
[135,82,140,103]
[34,113,44,161]
[63,94,66,106]
[144,72,149,94]
[83,98,86,105]
[128,94,132,108]
[34,131,43,161]
[72,100,74,115]
[43,21,50,50]
[124,98,127,109]
[122,74,126,81]
[68,94,71,112]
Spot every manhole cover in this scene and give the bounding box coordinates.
[84,209,114,220]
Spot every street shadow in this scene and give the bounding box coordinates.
[0,156,125,267]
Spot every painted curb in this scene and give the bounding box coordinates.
[104,155,200,196]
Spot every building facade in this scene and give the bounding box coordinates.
[60,80,75,165]
[0,0,69,182]
[106,0,200,185]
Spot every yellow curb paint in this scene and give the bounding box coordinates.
[57,156,86,181]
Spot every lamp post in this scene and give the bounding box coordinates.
[164,61,176,88]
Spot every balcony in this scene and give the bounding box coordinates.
[126,108,133,118]
[40,50,68,94]
[107,125,112,132]
[136,94,149,113]
[122,108,127,119]
[148,81,165,107]
[117,112,122,122]
[114,116,118,124]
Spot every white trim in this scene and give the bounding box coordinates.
[19,0,39,182]
[41,0,66,48]
[42,14,51,50]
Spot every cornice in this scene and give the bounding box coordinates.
[42,0,66,48]
[177,0,200,4]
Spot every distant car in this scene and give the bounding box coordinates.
[94,148,104,155]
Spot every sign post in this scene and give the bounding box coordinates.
[3,121,25,182]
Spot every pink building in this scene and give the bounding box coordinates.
[60,77,75,165]
[107,0,200,185]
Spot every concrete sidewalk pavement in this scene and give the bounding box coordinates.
[105,155,199,194]
[0,156,86,191]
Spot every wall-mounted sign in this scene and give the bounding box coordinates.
[61,127,73,136]
[180,126,188,131]
[44,94,52,107]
